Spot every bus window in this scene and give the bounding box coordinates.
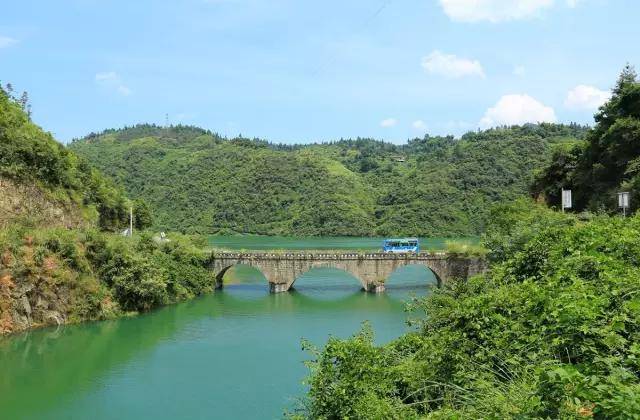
[383,238,420,253]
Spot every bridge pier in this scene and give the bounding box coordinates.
[269,282,289,293]
[364,283,385,293]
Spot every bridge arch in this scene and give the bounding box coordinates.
[386,263,442,288]
[291,264,368,291]
[214,263,269,289]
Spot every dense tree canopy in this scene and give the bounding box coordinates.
[533,65,640,214]
[70,122,586,236]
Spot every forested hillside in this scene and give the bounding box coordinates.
[0,84,130,230]
[70,123,587,236]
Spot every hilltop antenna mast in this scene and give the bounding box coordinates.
[165,113,169,128]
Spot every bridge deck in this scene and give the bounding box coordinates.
[210,251,450,260]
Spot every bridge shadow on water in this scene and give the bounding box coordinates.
[215,265,435,315]
[221,264,436,297]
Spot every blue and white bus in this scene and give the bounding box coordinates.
[382,238,420,253]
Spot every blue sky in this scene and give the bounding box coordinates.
[1,0,638,143]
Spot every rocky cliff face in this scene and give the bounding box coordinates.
[0,270,66,334]
[1,248,69,334]
[0,177,89,334]
[0,228,118,336]
[0,177,89,230]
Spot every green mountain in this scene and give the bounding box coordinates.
[70,123,587,236]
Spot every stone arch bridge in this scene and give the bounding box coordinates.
[210,252,487,293]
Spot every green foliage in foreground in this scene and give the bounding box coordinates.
[295,201,640,418]
[69,122,586,237]
[0,226,214,332]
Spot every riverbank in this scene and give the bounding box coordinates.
[0,226,214,335]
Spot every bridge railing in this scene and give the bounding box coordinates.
[209,251,451,260]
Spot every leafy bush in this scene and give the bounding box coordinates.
[85,231,214,312]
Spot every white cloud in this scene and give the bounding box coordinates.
[479,94,557,128]
[0,36,18,49]
[95,72,132,96]
[564,85,611,110]
[380,118,398,128]
[412,120,427,130]
[513,65,526,77]
[421,50,485,79]
[438,0,554,22]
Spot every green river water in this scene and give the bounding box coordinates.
[0,236,457,419]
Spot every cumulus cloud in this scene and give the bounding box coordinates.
[438,0,555,22]
[564,85,611,110]
[380,118,398,128]
[421,50,485,79]
[95,71,132,96]
[0,36,18,49]
[479,94,557,128]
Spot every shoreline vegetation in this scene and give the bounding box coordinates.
[0,227,215,335]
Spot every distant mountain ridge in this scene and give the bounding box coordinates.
[70,122,588,236]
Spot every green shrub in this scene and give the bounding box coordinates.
[0,224,215,332]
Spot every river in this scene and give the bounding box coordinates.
[0,236,455,419]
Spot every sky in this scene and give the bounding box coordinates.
[1,0,638,144]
